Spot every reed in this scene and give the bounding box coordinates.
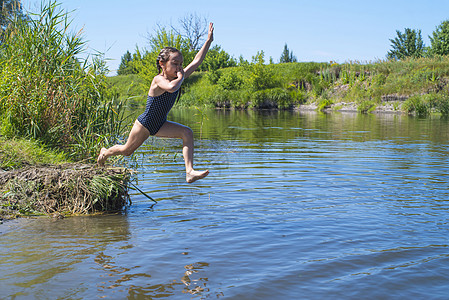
[0,1,128,160]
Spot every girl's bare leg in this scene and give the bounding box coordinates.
[155,121,209,183]
[97,120,150,166]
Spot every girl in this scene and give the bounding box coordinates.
[97,23,214,184]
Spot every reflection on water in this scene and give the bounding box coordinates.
[1,110,449,299]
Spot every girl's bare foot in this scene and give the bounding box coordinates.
[97,148,107,166]
[186,169,209,183]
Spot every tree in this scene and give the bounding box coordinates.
[249,50,275,90]
[387,28,424,60]
[117,50,134,75]
[199,45,236,71]
[430,20,449,56]
[171,13,208,51]
[280,43,297,63]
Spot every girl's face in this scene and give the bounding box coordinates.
[161,52,183,78]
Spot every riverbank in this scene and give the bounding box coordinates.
[296,100,404,114]
[109,56,449,117]
[0,163,131,220]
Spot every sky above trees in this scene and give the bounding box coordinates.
[20,0,449,72]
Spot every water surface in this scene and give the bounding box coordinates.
[1,110,449,299]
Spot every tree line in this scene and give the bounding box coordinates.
[387,20,449,60]
[119,17,449,78]
[117,13,298,78]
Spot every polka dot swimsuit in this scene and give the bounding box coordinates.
[137,89,179,135]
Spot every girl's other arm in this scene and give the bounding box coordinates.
[184,23,214,78]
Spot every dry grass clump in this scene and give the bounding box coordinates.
[0,163,130,218]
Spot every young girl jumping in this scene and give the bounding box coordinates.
[97,23,214,184]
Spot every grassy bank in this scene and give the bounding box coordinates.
[0,136,68,170]
[0,137,130,219]
[112,56,449,116]
[181,57,449,115]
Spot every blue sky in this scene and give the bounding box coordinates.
[22,0,449,75]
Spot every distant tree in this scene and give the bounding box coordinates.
[429,20,449,56]
[117,50,135,75]
[387,28,424,60]
[170,12,208,51]
[199,45,236,71]
[146,26,194,63]
[249,50,276,90]
[280,43,297,63]
[238,55,249,67]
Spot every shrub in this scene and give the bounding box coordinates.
[217,70,244,90]
[402,95,431,116]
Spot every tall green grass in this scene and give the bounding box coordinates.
[0,136,68,170]
[0,1,128,160]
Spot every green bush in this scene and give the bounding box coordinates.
[402,95,431,116]
[217,71,244,90]
[250,88,292,109]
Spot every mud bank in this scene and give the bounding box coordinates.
[0,163,130,220]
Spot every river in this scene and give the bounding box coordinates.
[1,109,449,299]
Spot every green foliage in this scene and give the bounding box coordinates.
[358,100,377,113]
[109,49,449,115]
[430,20,449,56]
[105,74,147,103]
[148,26,194,63]
[402,94,431,116]
[131,26,196,86]
[0,136,68,170]
[251,88,293,109]
[248,51,276,91]
[317,97,333,112]
[217,70,243,90]
[0,1,128,160]
[387,28,425,60]
[402,93,449,116]
[199,45,236,71]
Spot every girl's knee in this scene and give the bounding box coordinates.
[182,126,194,140]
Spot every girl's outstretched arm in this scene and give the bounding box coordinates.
[184,22,214,78]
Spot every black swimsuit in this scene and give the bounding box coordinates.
[137,89,179,135]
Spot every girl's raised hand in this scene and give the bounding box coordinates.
[208,22,214,42]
